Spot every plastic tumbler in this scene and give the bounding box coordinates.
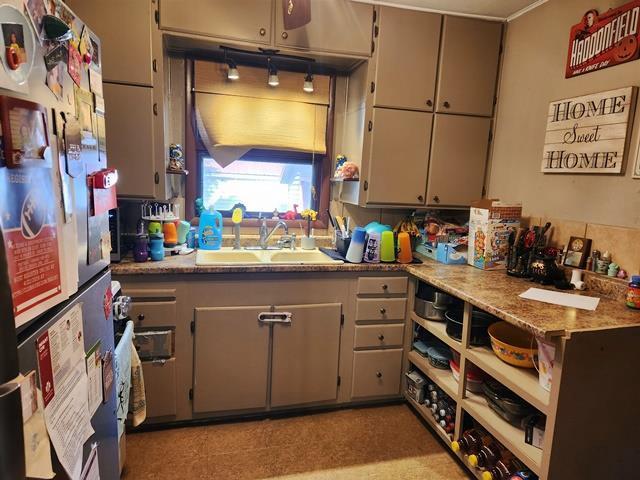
[397,232,413,264]
[345,227,366,263]
[149,235,165,261]
[380,231,396,262]
[363,231,380,263]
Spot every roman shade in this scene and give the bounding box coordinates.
[194,60,330,167]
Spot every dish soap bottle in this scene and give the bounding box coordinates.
[198,209,223,250]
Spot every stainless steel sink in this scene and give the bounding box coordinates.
[195,248,343,266]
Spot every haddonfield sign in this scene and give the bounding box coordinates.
[542,87,637,174]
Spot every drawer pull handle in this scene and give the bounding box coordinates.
[378,334,385,341]
[281,31,288,39]
[258,312,292,324]
[382,284,388,290]
[137,314,145,321]
[259,28,266,36]
[379,307,386,315]
[376,371,383,378]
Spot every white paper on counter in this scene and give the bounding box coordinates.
[85,341,103,417]
[37,304,95,480]
[18,373,55,479]
[80,444,100,480]
[519,287,600,311]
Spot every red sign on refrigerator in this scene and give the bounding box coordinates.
[566,1,640,78]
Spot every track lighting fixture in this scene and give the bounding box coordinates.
[267,58,279,87]
[303,67,314,93]
[226,58,239,80]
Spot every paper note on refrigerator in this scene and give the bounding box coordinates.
[37,304,95,480]
[86,341,103,417]
[80,444,100,480]
[519,287,600,311]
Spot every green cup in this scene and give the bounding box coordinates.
[148,221,162,236]
[380,230,395,262]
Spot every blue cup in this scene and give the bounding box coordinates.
[149,235,165,261]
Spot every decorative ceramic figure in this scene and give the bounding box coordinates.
[168,143,185,172]
[608,262,620,277]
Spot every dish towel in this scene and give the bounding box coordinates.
[129,339,147,427]
[114,320,133,440]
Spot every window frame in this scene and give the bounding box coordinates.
[184,58,332,230]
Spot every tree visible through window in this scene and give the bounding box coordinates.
[201,153,315,215]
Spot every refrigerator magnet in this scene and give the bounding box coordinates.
[101,349,114,404]
[62,112,82,177]
[67,44,81,86]
[0,95,49,168]
[0,5,35,86]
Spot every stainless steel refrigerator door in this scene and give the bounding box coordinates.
[17,269,119,480]
[0,383,25,479]
[0,224,18,384]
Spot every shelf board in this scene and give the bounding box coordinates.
[411,312,461,352]
[408,350,458,399]
[462,394,543,475]
[405,393,483,480]
[465,345,550,414]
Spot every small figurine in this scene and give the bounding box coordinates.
[168,143,186,172]
[618,269,628,279]
[272,209,280,220]
[608,262,620,277]
[194,197,205,217]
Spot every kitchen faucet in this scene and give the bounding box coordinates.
[258,219,289,249]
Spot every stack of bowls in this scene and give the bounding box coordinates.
[445,308,498,346]
[414,282,453,322]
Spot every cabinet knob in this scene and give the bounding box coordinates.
[259,28,266,36]
[281,31,288,39]
[376,371,383,378]
[443,101,450,109]
[153,103,158,116]
[137,314,145,321]
[426,99,433,107]
[382,284,388,290]
[379,307,386,315]
[418,195,424,203]
[378,334,385,341]
[433,195,440,204]
[368,120,373,132]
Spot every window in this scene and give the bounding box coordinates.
[200,150,317,215]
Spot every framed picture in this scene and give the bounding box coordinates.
[563,236,592,268]
[0,95,49,168]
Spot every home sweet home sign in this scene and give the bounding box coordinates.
[541,87,637,173]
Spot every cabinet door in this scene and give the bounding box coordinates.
[436,16,502,117]
[351,349,403,398]
[66,0,153,86]
[160,0,273,45]
[373,7,441,111]
[193,307,270,413]
[142,358,176,418]
[270,304,341,407]
[275,1,373,56]
[366,108,431,205]
[103,83,156,198]
[427,114,490,207]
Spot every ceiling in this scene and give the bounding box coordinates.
[351,0,548,21]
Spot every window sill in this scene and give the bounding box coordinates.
[221,217,328,230]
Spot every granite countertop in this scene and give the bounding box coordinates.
[406,263,640,338]
[111,254,640,338]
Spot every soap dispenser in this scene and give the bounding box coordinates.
[198,208,223,250]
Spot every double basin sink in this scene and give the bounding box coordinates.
[196,247,343,266]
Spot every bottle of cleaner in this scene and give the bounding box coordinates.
[198,209,223,250]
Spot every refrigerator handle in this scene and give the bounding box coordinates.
[0,383,25,480]
[0,227,18,384]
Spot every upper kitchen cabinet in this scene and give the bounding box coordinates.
[372,7,441,111]
[436,16,503,117]
[159,0,273,45]
[66,0,153,86]
[103,83,158,198]
[364,108,432,206]
[426,114,491,207]
[275,1,373,57]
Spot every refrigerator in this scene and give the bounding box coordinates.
[0,1,119,479]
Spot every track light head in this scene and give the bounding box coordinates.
[227,59,239,80]
[267,59,279,87]
[303,72,314,93]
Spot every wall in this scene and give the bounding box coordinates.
[488,0,640,229]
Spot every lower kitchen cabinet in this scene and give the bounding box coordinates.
[193,306,270,413]
[271,304,342,407]
[351,349,403,398]
[141,359,177,418]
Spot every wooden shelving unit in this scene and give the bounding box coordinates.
[406,293,552,479]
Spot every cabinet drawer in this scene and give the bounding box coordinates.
[130,301,176,328]
[354,324,404,349]
[357,277,408,295]
[142,358,176,418]
[356,298,407,322]
[352,349,403,398]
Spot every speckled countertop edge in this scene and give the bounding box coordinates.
[111,254,640,338]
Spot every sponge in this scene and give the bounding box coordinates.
[232,207,243,225]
